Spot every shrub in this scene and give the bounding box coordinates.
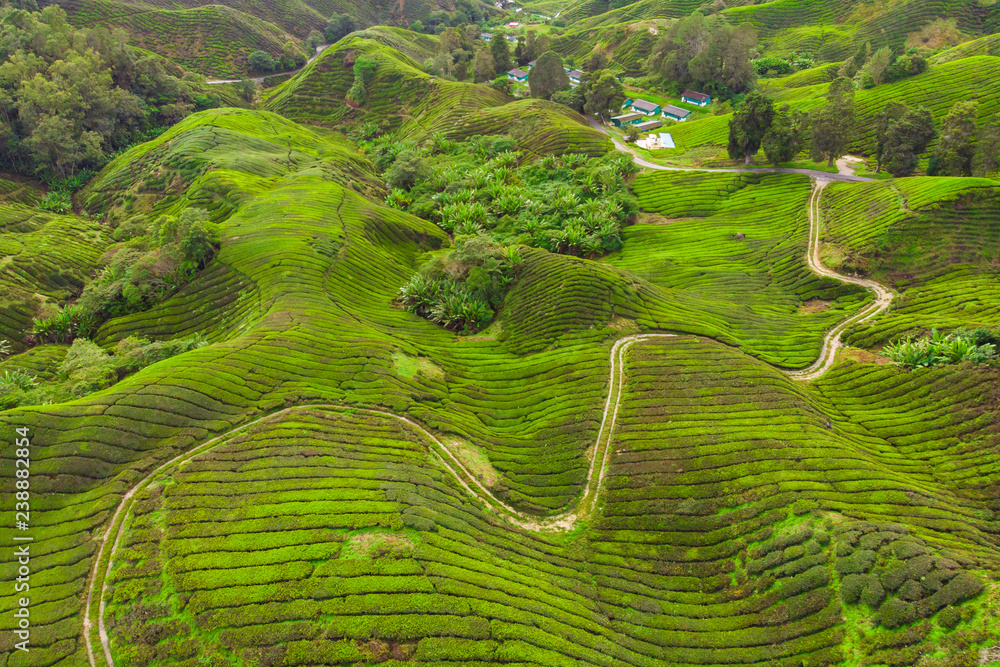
[883,329,996,367]
[892,540,927,559]
[861,578,886,608]
[898,579,925,601]
[836,549,877,575]
[877,598,916,629]
[881,562,909,591]
[840,573,872,604]
[937,606,962,630]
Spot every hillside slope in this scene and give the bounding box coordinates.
[263,32,612,155]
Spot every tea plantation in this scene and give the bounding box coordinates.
[1,5,999,667]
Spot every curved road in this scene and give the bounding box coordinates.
[84,122,896,667]
[588,117,874,183]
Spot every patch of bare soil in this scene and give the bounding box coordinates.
[798,299,831,314]
[839,347,892,365]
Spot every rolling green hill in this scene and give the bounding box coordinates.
[3,0,1000,662]
[1,102,997,665]
[642,55,1000,166]
[820,176,1000,347]
[263,32,612,155]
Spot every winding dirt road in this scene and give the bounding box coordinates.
[83,125,897,667]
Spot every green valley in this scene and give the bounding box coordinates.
[0,0,999,665]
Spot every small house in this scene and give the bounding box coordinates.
[635,119,663,132]
[568,69,583,85]
[526,60,537,69]
[658,132,675,148]
[611,112,643,127]
[662,104,691,121]
[681,90,711,106]
[630,99,661,116]
[480,33,492,41]
[507,68,529,83]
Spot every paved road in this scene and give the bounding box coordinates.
[205,44,328,85]
[588,118,875,183]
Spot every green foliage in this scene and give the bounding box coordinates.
[810,76,856,166]
[490,31,511,75]
[0,6,229,178]
[883,329,997,368]
[248,49,276,72]
[385,150,431,190]
[727,90,774,164]
[582,69,626,121]
[875,102,936,177]
[762,103,809,165]
[934,100,979,177]
[645,13,757,98]
[380,135,637,257]
[398,234,520,332]
[324,13,358,44]
[346,56,378,106]
[529,50,568,100]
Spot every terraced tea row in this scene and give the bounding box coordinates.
[820,177,1000,346]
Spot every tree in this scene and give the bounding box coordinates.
[687,23,757,95]
[490,33,511,75]
[810,77,856,166]
[324,13,356,43]
[881,105,935,177]
[409,20,425,33]
[644,13,756,96]
[238,78,256,103]
[625,125,640,142]
[858,45,892,88]
[582,69,625,122]
[874,101,906,172]
[528,50,568,99]
[727,90,774,164]
[973,115,1000,176]
[248,50,276,72]
[440,27,466,53]
[583,49,609,72]
[472,48,494,83]
[552,86,584,112]
[525,30,536,62]
[280,41,307,70]
[488,76,511,95]
[935,100,979,176]
[305,30,324,51]
[762,104,809,165]
[386,150,431,190]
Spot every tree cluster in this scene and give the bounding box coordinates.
[0,6,227,178]
[375,133,639,258]
[841,42,927,89]
[412,0,489,34]
[324,13,358,44]
[32,207,220,342]
[248,42,307,74]
[727,78,857,167]
[644,12,757,98]
[929,101,1000,177]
